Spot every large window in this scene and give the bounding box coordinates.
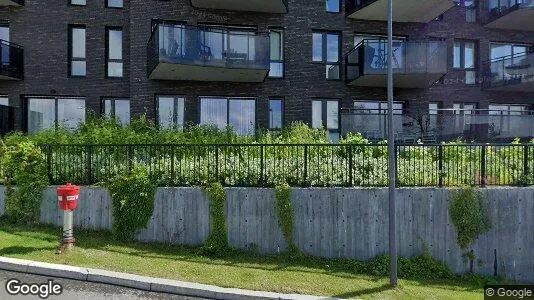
[489,42,529,81]
[312,31,341,80]
[200,97,256,135]
[489,104,530,135]
[157,95,185,130]
[71,0,86,5]
[312,99,339,142]
[27,97,86,133]
[269,29,284,78]
[269,99,283,130]
[69,25,86,76]
[106,28,123,77]
[103,98,130,125]
[453,0,477,22]
[453,40,476,84]
[106,0,123,8]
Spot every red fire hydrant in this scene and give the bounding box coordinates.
[56,183,80,253]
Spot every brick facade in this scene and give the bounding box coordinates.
[0,0,533,132]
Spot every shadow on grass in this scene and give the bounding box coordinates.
[0,245,57,256]
[0,220,500,294]
[332,283,392,298]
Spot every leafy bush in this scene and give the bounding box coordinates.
[106,165,156,241]
[0,141,49,224]
[275,183,297,253]
[201,182,230,256]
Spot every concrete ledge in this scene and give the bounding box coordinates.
[0,256,337,300]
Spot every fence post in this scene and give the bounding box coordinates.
[170,146,175,184]
[438,144,443,187]
[303,145,308,186]
[215,146,219,183]
[259,145,264,186]
[394,145,399,187]
[86,145,92,185]
[481,145,487,187]
[127,145,133,172]
[348,144,353,186]
[46,145,52,183]
[523,145,529,186]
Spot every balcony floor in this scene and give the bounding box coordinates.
[149,62,269,83]
[485,78,534,92]
[347,73,444,89]
[190,0,287,13]
[0,0,22,6]
[485,7,534,31]
[348,0,454,23]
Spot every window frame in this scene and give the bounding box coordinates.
[199,96,257,135]
[268,98,284,130]
[155,95,186,130]
[68,25,87,77]
[105,0,124,9]
[105,26,124,78]
[101,98,131,124]
[326,0,341,13]
[312,30,342,80]
[69,0,86,6]
[453,40,477,85]
[25,96,86,133]
[311,98,341,141]
[268,27,285,79]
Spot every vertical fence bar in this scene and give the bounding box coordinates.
[481,145,487,187]
[438,144,444,187]
[348,144,353,186]
[86,145,92,185]
[259,145,264,186]
[46,145,53,184]
[170,146,175,185]
[524,145,529,186]
[303,145,308,186]
[215,146,219,183]
[127,145,133,172]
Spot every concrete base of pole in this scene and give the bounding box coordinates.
[57,210,75,254]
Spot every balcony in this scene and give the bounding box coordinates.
[0,40,23,80]
[147,24,270,82]
[482,53,534,92]
[0,0,23,6]
[346,0,454,23]
[190,0,287,13]
[345,39,447,88]
[341,108,534,142]
[486,0,534,31]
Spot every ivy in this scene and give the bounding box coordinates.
[106,165,156,241]
[201,182,230,256]
[275,183,298,253]
[449,187,491,271]
[1,141,49,224]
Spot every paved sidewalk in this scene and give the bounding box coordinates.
[0,256,337,300]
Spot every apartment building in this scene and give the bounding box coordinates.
[0,0,533,141]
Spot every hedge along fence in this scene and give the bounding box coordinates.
[40,143,534,187]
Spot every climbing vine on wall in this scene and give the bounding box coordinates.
[275,183,298,253]
[201,182,230,256]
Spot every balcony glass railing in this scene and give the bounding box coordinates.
[346,0,377,17]
[148,23,270,78]
[345,39,447,84]
[482,53,534,89]
[0,40,24,80]
[489,0,534,19]
[0,0,24,6]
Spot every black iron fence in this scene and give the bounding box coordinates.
[39,143,534,187]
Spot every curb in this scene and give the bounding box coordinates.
[0,257,338,300]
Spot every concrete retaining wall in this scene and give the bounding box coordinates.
[0,186,532,283]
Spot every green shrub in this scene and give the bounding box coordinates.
[275,183,297,253]
[0,141,49,224]
[106,165,156,241]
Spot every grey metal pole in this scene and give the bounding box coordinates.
[387,0,398,288]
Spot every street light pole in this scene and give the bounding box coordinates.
[387,0,398,288]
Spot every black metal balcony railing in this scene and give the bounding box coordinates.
[482,53,534,90]
[341,108,534,143]
[0,0,24,6]
[0,40,24,80]
[489,0,534,20]
[190,0,288,13]
[344,39,447,87]
[147,23,270,81]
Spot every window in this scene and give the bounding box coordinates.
[106,28,123,77]
[312,32,341,80]
[326,0,340,13]
[27,97,86,133]
[348,101,404,140]
[453,40,476,84]
[490,42,530,81]
[312,99,339,142]
[453,0,477,22]
[157,96,185,130]
[71,0,86,5]
[106,0,123,8]
[69,25,86,76]
[0,96,14,135]
[103,99,130,124]
[269,99,283,130]
[453,103,476,132]
[200,97,255,135]
[489,104,530,135]
[269,29,284,78]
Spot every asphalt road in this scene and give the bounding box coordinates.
[0,270,207,300]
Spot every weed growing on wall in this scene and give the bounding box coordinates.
[275,183,298,253]
[449,186,491,271]
[0,141,49,224]
[201,182,230,256]
[106,165,156,241]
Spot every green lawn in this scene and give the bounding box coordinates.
[0,221,492,299]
